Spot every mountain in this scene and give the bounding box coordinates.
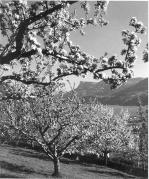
[74,77,148,106]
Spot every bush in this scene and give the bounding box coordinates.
[79,153,99,164]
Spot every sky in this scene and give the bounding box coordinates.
[0,1,148,91]
[63,1,148,90]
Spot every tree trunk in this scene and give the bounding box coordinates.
[103,152,108,166]
[52,157,61,177]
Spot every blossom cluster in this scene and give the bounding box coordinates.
[0,1,147,89]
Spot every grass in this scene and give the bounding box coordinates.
[0,144,146,179]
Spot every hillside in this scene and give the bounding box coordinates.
[74,78,148,106]
[0,145,140,179]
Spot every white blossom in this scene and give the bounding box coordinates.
[19,0,27,6]
[61,49,67,56]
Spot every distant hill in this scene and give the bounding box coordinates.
[74,77,148,106]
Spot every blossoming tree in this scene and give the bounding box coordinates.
[80,103,133,165]
[0,85,93,176]
[0,1,146,88]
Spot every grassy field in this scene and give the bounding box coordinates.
[0,144,145,179]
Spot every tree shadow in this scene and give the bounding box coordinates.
[84,169,135,178]
[0,174,20,178]
[0,160,50,177]
[0,160,33,174]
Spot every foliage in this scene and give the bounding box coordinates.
[0,1,146,88]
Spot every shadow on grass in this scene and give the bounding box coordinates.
[0,160,33,174]
[0,174,20,178]
[0,160,50,177]
[84,169,135,178]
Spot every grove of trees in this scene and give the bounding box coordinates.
[0,84,136,176]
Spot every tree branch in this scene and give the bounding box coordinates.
[0,75,51,85]
[38,126,55,158]
[42,125,50,135]
[59,135,80,156]
[48,126,63,146]
[0,64,126,85]
[0,1,77,65]
[0,72,75,85]
[95,66,125,73]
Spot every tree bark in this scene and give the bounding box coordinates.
[52,157,61,177]
[103,151,108,166]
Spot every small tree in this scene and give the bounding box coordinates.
[0,84,92,177]
[82,103,132,165]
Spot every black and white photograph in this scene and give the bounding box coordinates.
[0,1,148,178]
